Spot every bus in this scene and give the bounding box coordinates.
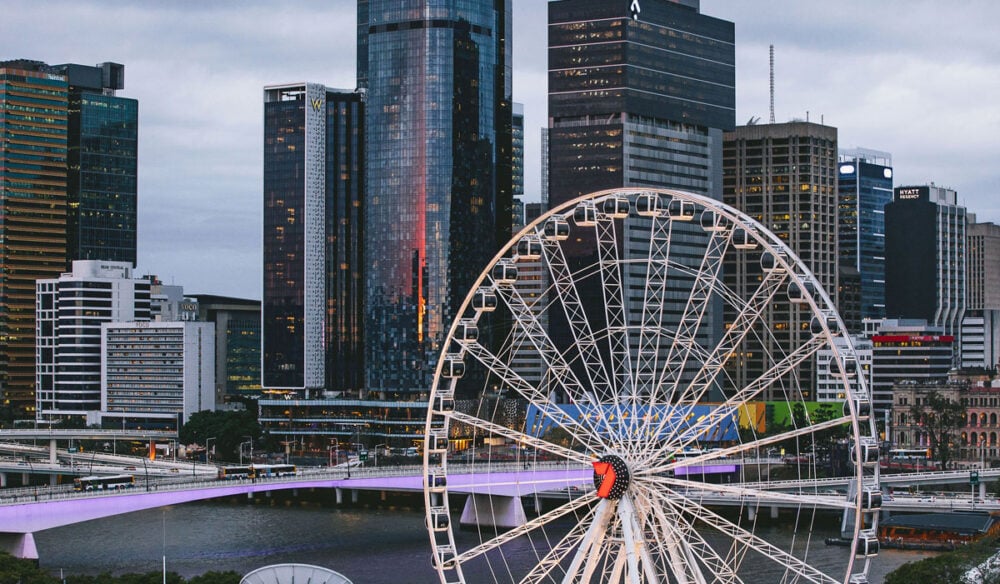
[218,465,253,480]
[253,464,297,478]
[886,448,935,470]
[74,474,135,491]
[217,464,297,480]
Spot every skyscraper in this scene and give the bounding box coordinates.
[885,184,966,338]
[723,121,839,400]
[262,84,365,395]
[0,61,69,417]
[837,149,893,332]
[359,0,512,397]
[962,218,1000,370]
[56,62,137,266]
[547,0,735,204]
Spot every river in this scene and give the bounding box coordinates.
[33,495,933,583]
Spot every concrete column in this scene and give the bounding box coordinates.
[747,506,756,522]
[770,506,779,519]
[335,488,343,504]
[0,473,5,488]
[247,492,253,499]
[0,533,38,559]
[49,475,57,486]
[49,439,58,464]
[351,489,358,504]
[980,482,987,500]
[21,473,29,486]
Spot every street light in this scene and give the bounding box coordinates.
[205,437,216,464]
[242,435,254,464]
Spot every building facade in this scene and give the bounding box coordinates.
[962,218,1000,371]
[815,336,872,403]
[885,184,966,338]
[871,319,953,417]
[101,321,215,430]
[192,294,262,405]
[35,261,151,423]
[57,62,138,267]
[262,84,365,396]
[359,0,512,397]
[0,61,69,417]
[837,149,893,332]
[723,122,839,400]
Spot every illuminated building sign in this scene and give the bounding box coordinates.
[895,186,927,202]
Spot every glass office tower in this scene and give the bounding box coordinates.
[837,148,893,332]
[0,61,69,417]
[57,62,138,267]
[262,84,365,395]
[359,0,512,398]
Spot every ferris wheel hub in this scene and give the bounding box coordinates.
[593,454,631,500]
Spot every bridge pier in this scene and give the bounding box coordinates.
[247,492,253,500]
[351,489,358,504]
[770,505,779,519]
[981,483,988,501]
[49,439,57,464]
[335,488,343,504]
[747,505,756,522]
[0,532,38,560]
[0,472,5,488]
[22,473,29,486]
[460,494,526,529]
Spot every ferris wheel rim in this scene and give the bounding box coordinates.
[423,187,879,584]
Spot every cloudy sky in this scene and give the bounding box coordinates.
[3,1,998,299]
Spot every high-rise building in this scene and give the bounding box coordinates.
[837,149,893,332]
[262,84,365,396]
[35,261,151,423]
[0,61,69,417]
[191,295,262,405]
[961,217,1000,370]
[547,0,735,204]
[101,321,214,430]
[885,184,966,338]
[55,62,138,267]
[723,121,839,400]
[359,0,512,397]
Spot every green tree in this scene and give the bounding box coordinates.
[909,391,966,469]
[0,551,58,583]
[179,410,260,462]
[186,571,241,584]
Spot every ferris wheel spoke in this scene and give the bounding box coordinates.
[454,491,597,566]
[641,268,789,450]
[449,411,593,464]
[541,234,615,402]
[518,503,600,584]
[660,333,828,460]
[643,475,853,511]
[647,414,852,475]
[460,339,610,453]
[642,489,740,584]
[653,227,729,409]
[670,492,841,584]
[633,213,672,406]
[595,214,633,403]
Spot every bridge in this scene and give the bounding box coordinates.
[3,462,999,563]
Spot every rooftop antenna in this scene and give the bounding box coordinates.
[769,44,775,124]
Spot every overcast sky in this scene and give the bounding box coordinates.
[2,1,998,299]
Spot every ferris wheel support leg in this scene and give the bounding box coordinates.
[617,495,659,584]
[563,499,614,583]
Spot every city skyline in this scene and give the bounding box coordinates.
[3,0,998,299]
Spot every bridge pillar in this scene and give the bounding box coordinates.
[747,506,756,522]
[49,474,57,486]
[770,505,779,519]
[0,472,5,488]
[351,489,358,504]
[380,490,387,502]
[981,483,987,501]
[335,488,343,504]
[0,532,38,560]
[460,494,526,529]
[22,473,29,485]
[247,492,253,500]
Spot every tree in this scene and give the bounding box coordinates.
[909,390,966,469]
[179,410,260,462]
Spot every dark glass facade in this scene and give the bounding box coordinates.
[0,62,69,417]
[60,63,138,267]
[547,0,734,204]
[192,295,262,402]
[263,85,365,394]
[837,152,893,332]
[360,0,512,397]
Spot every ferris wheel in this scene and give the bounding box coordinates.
[423,188,880,584]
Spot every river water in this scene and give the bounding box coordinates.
[33,495,932,583]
